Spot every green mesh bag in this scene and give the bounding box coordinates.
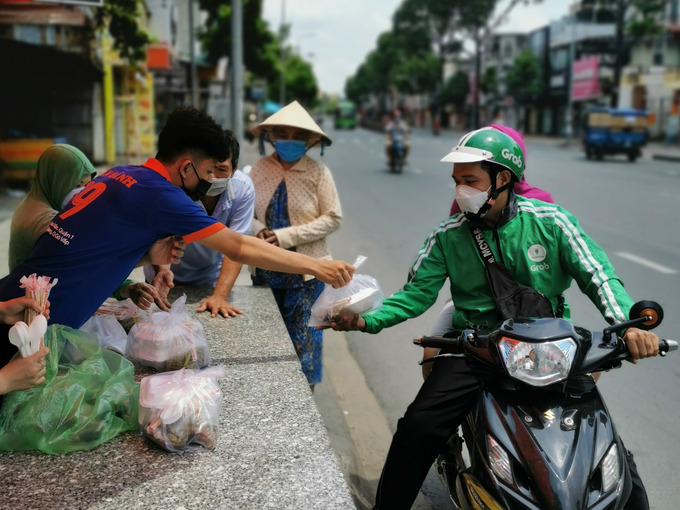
[0,324,139,454]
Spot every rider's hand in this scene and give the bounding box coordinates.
[623,327,659,363]
[329,314,366,331]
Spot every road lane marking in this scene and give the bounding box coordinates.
[615,252,677,274]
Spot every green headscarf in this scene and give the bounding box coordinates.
[30,144,96,210]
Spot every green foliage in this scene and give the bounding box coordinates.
[440,70,470,110]
[94,0,152,63]
[344,24,440,102]
[344,0,501,104]
[506,49,542,105]
[199,0,279,82]
[271,52,319,106]
[625,0,667,38]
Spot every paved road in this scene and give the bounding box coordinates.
[313,124,680,509]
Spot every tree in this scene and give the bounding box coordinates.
[480,66,499,118]
[344,29,439,109]
[93,0,152,63]
[440,70,470,114]
[603,0,667,106]
[390,0,543,127]
[506,49,541,128]
[199,0,280,82]
[271,52,319,106]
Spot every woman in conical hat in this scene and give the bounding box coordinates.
[252,100,332,157]
[249,100,342,391]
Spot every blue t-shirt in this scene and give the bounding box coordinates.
[0,159,224,328]
[143,169,254,286]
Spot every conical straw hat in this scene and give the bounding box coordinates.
[252,100,332,147]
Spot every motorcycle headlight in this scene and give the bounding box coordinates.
[601,443,620,493]
[498,336,577,387]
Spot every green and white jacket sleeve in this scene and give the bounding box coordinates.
[363,231,449,334]
[553,206,633,324]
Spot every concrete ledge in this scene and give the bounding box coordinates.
[0,285,355,509]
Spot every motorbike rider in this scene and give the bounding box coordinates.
[330,127,659,509]
[384,109,410,164]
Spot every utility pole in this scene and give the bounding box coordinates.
[611,0,626,108]
[189,0,198,106]
[566,13,576,144]
[473,28,481,129]
[231,0,244,150]
[279,0,286,105]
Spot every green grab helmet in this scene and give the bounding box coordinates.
[440,127,525,182]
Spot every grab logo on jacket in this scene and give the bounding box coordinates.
[528,244,549,271]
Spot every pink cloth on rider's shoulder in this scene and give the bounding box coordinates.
[449,124,554,215]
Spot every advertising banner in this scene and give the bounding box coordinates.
[572,56,601,101]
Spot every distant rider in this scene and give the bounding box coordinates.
[384,109,410,164]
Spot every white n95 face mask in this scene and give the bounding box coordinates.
[206,177,235,198]
[455,185,491,215]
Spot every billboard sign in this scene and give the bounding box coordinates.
[571,56,601,101]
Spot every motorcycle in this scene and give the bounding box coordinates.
[414,301,676,510]
[389,140,405,174]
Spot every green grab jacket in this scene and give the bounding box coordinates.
[363,195,634,335]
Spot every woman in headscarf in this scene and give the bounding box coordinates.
[9,144,95,270]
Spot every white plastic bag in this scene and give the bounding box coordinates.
[80,314,128,354]
[138,366,225,453]
[309,256,384,327]
[127,294,211,371]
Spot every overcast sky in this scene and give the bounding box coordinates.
[261,0,572,96]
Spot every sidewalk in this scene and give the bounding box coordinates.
[0,142,357,509]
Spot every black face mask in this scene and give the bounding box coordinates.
[181,161,212,201]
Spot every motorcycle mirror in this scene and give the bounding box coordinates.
[629,300,664,330]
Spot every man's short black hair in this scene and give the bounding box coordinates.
[156,106,229,163]
[223,129,240,169]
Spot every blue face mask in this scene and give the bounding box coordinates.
[275,140,307,163]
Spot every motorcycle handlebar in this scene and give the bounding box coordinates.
[413,335,463,350]
[659,339,678,356]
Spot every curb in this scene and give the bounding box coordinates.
[652,154,680,162]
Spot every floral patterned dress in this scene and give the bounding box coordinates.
[253,181,325,385]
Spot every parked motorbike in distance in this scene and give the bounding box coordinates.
[414,301,676,510]
[389,140,405,174]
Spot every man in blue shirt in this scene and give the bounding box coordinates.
[0,107,354,368]
[144,130,255,318]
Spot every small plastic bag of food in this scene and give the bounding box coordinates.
[126,294,211,371]
[138,366,225,453]
[309,256,384,327]
[80,314,128,355]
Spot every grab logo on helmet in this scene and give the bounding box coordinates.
[501,148,523,169]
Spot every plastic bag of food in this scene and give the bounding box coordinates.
[309,256,384,327]
[126,294,210,371]
[138,366,225,453]
[0,325,139,454]
[80,314,128,354]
